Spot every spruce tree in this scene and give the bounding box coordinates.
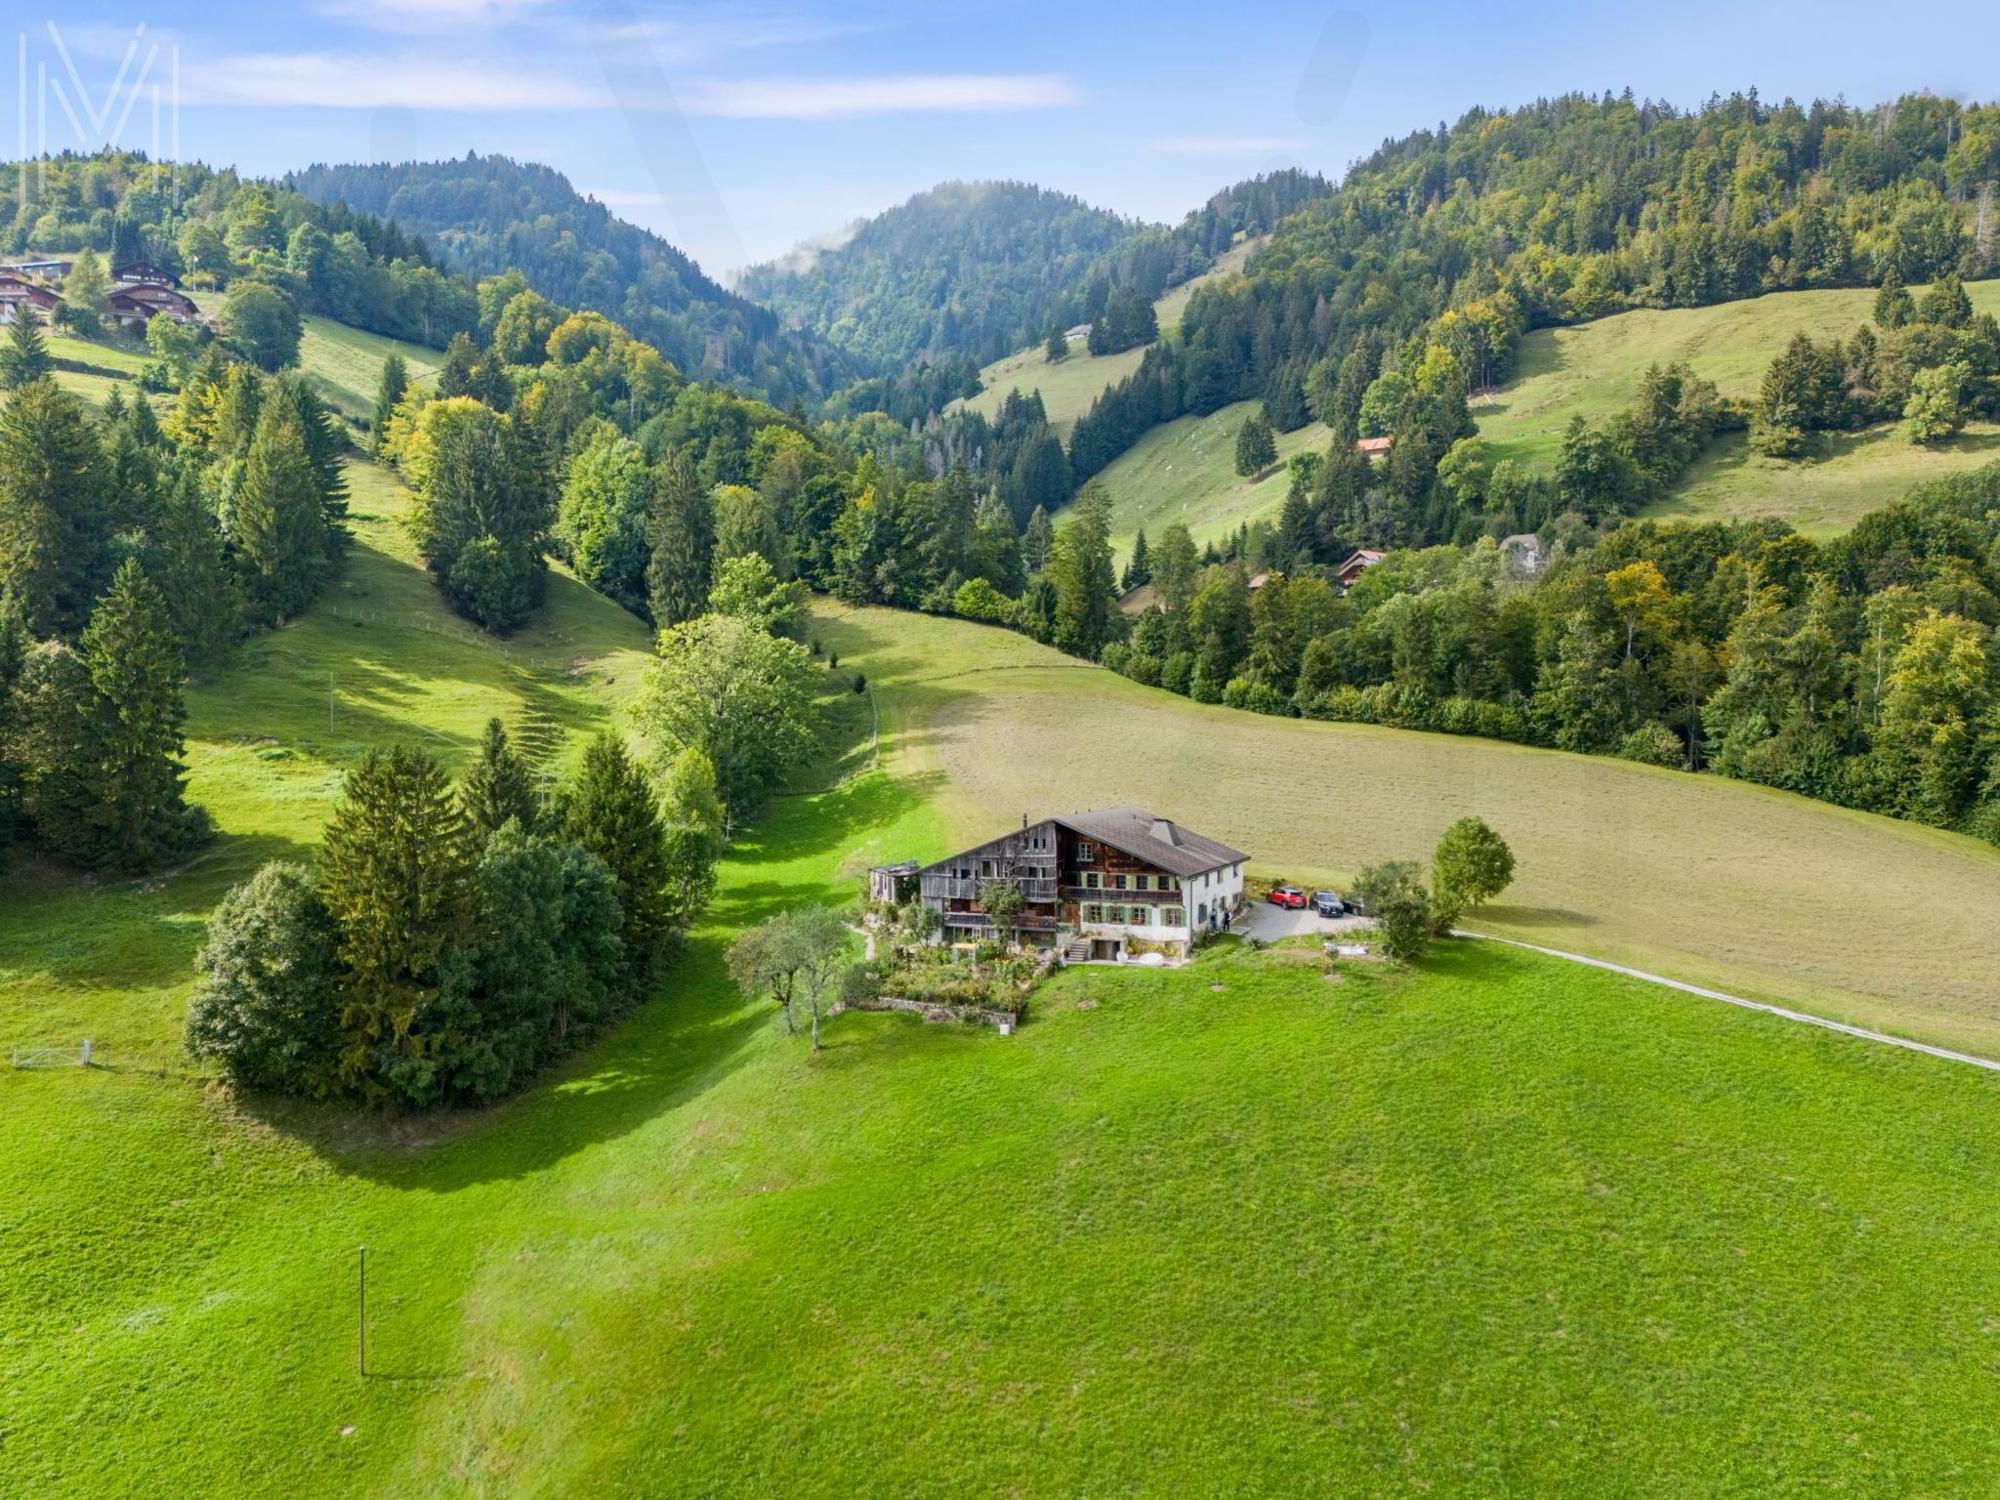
[0,312,53,390]
[563,732,672,983]
[76,558,203,873]
[1122,527,1152,593]
[371,353,409,455]
[0,591,27,861]
[233,394,327,624]
[142,469,240,675]
[645,445,713,626]
[282,377,350,550]
[1873,270,1915,329]
[460,716,539,837]
[1047,482,1118,657]
[1234,411,1278,476]
[1023,504,1055,574]
[317,745,474,1098]
[12,641,102,863]
[1917,271,1974,329]
[1045,324,1069,363]
[0,377,111,637]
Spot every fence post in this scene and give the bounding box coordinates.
[80,1039,92,1067]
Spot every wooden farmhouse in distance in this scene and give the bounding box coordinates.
[885,808,1249,965]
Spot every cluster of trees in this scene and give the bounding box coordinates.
[1106,463,2000,846]
[185,723,725,1106]
[4,152,477,351]
[370,280,836,630]
[0,559,207,875]
[0,327,351,873]
[1084,287,1159,357]
[287,154,849,404]
[1749,273,2000,454]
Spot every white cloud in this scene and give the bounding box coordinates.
[186,51,599,111]
[586,14,860,65]
[313,0,556,35]
[687,73,1080,120]
[1149,135,1308,155]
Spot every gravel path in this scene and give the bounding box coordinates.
[1459,931,2000,1075]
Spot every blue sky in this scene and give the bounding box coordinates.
[15,0,2000,282]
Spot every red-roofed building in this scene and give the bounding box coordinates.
[1356,435,1394,460]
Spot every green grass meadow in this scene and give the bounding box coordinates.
[956,235,1265,438]
[1476,278,2000,533]
[9,458,2000,1490]
[1094,400,1332,560]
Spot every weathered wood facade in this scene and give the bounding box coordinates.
[910,808,1248,964]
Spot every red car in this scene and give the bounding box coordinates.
[1266,885,1308,909]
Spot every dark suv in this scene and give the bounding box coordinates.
[1311,890,1346,918]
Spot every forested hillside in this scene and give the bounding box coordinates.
[3,153,473,348]
[739,181,1144,370]
[744,171,1329,378]
[285,154,856,405]
[1066,90,2000,560]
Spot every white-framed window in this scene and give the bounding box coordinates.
[1084,903,1103,923]
[1134,875,1149,891]
[1076,841,1096,863]
[1164,907,1185,927]
[1084,872,1100,889]
[1113,874,1128,891]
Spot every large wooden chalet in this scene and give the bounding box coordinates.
[0,274,63,325]
[883,808,1249,965]
[0,259,202,330]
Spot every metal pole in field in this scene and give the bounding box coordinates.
[358,1246,367,1378]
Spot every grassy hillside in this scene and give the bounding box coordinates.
[957,236,1264,437]
[1476,278,2000,533]
[9,583,2000,1493]
[296,316,443,424]
[818,606,2000,1053]
[1093,399,1331,559]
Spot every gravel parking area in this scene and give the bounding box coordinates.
[1239,903,1375,944]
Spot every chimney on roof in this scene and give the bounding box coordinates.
[1150,817,1181,846]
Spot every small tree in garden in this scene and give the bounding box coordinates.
[1352,861,1434,963]
[729,905,850,1047]
[1430,817,1516,932]
[790,907,853,1052]
[979,878,1026,951]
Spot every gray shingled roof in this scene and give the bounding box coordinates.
[1052,808,1248,878]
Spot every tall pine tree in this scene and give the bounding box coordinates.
[564,732,672,984]
[317,745,473,1099]
[0,312,53,390]
[645,445,713,626]
[460,716,540,837]
[0,378,111,637]
[77,559,205,873]
[372,353,409,455]
[233,392,327,624]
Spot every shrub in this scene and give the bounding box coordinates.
[1352,861,1434,962]
[1618,722,1686,768]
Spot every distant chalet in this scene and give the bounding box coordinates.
[876,808,1249,965]
[1355,435,1394,460]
